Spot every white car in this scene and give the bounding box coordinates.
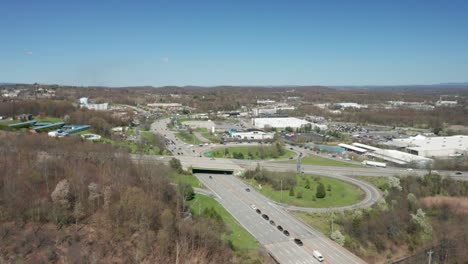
[250,204,257,210]
[312,250,324,262]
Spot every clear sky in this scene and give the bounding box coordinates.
[1,0,467,87]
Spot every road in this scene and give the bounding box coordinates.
[145,117,466,264]
[196,172,366,264]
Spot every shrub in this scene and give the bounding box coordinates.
[316,182,326,198]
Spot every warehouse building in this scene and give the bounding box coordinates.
[385,135,468,158]
[352,142,432,165]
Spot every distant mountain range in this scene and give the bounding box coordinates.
[331,82,468,90]
[1,82,467,89]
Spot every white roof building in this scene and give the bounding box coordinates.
[257,99,276,105]
[386,135,468,158]
[353,142,432,165]
[252,117,310,129]
[336,102,368,109]
[231,131,275,140]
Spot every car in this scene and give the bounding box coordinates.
[293,238,303,246]
[289,156,294,160]
[245,188,250,192]
[209,175,213,179]
[250,204,257,210]
[269,220,275,225]
[283,230,290,236]
[290,147,294,150]
[407,168,413,171]
[256,209,261,214]
[210,158,215,160]
[277,225,283,231]
[262,214,269,220]
[455,171,463,175]
[312,250,324,262]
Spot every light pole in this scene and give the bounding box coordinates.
[281,179,283,202]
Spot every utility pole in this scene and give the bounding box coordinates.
[330,210,334,233]
[427,249,433,264]
[281,179,283,202]
[296,154,302,173]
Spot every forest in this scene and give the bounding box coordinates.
[335,174,468,263]
[0,132,237,263]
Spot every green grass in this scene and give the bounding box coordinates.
[170,172,202,188]
[293,212,334,235]
[284,155,366,168]
[193,127,208,133]
[244,174,364,208]
[354,176,389,191]
[175,132,202,145]
[200,132,222,143]
[209,145,295,160]
[188,194,259,251]
[36,116,62,123]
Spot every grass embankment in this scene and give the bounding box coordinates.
[285,154,365,168]
[209,145,295,160]
[188,194,259,251]
[293,212,333,235]
[353,176,389,190]
[169,172,202,188]
[175,132,203,145]
[244,174,364,208]
[99,130,169,155]
[200,132,222,143]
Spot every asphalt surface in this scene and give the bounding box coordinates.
[145,117,467,264]
[196,173,366,264]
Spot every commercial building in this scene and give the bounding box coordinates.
[336,102,368,109]
[79,97,109,111]
[352,142,432,165]
[257,99,276,105]
[385,135,468,158]
[252,117,310,129]
[229,130,275,140]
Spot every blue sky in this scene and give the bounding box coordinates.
[1,0,467,86]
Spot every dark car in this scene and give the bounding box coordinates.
[283,230,290,236]
[269,220,275,225]
[294,238,303,246]
[262,214,269,220]
[277,225,283,231]
[245,188,250,192]
[455,171,463,175]
[209,175,213,179]
[289,156,294,160]
[256,209,261,214]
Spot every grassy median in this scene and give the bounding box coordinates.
[244,174,364,208]
[209,145,295,160]
[284,154,365,168]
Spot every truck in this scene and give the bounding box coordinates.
[312,250,324,262]
[361,160,386,168]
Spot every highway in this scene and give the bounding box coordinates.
[196,172,366,264]
[143,117,466,264]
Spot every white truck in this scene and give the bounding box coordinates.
[312,250,324,262]
[361,160,386,168]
